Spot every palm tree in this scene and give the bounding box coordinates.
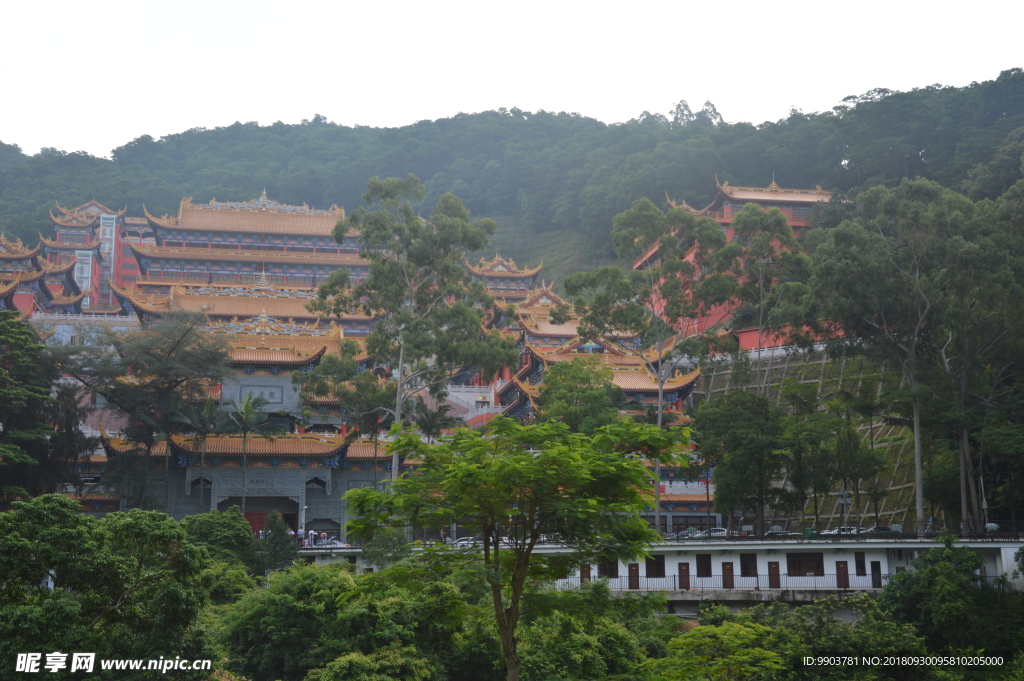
[640,403,679,428]
[171,398,229,513]
[222,395,285,515]
[413,397,462,444]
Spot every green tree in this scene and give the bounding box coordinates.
[305,647,437,681]
[879,535,1024,653]
[221,562,468,681]
[222,394,284,515]
[254,510,298,573]
[779,380,837,524]
[721,203,808,395]
[223,562,357,681]
[695,391,785,536]
[181,506,256,568]
[0,311,54,497]
[412,397,462,444]
[927,198,1024,529]
[310,176,517,479]
[536,356,623,434]
[53,309,230,508]
[807,180,962,534]
[346,418,690,681]
[647,620,783,681]
[565,200,727,527]
[824,391,885,528]
[171,398,229,513]
[361,526,412,569]
[692,595,937,680]
[0,495,210,680]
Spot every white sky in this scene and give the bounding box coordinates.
[2,0,1021,158]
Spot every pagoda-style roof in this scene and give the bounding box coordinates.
[660,493,714,503]
[0,270,46,285]
[525,336,701,395]
[509,284,579,337]
[126,241,368,267]
[63,492,121,502]
[103,433,350,458]
[50,209,99,229]
[49,290,91,307]
[224,332,356,368]
[171,433,349,457]
[39,257,79,276]
[0,279,18,309]
[57,200,125,216]
[515,283,567,309]
[112,283,371,324]
[669,179,832,217]
[0,236,40,260]
[144,192,346,237]
[39,234,103,251]
[345,439,391,460]
[467,254,542,278]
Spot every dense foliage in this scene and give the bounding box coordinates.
[346,418,689,681]
[0,312,95,498]
[3,69,1024,278]
[0,496,211,680]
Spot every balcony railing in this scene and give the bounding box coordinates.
[657,520,1022,542]
[555,573,892,591]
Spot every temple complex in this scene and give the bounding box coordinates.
[45,201,123,309]
[111,280,375,337]
[466,255,542,302]
[636,179,833,336]
[135,193,366,291]
[477,284,701,421]
[0,235,90,313]
[666,178,831,229]
[100,434,397,534]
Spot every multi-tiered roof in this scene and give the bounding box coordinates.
[492,283,700,419]
[467,255,542,302]
[666,178,831,224]
[131,193,364,290]
[0,236,89,313]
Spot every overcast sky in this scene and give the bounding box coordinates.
[2,0,1020,158]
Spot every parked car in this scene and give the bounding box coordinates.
[860,525,896,534]
[693,527,730,538]
[453,536,481,546]
[821,526,859,535]
[763,530,802,537]
[671,528,701,540]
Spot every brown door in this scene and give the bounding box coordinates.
[628,563,640,590]
[580,565,591,584]
[871,561,883,588]
[722,562,734,589]
[767,561,780,589]
[678,562,690,590]
[836,561,849,589]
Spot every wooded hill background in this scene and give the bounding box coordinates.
[2,67,1023,283]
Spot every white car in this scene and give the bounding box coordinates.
[821,526,859,535]
[693,528,730,538]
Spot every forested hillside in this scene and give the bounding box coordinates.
[1,68,1023,281]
